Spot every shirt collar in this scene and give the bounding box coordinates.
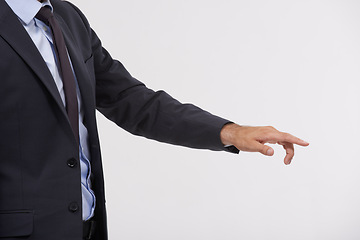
[5,0,53,25]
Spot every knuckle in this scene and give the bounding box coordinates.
[267,126,276,131]
[263,126,277,135]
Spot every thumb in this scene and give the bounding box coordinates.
[253,141,274,156]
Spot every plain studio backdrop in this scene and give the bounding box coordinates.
[70,0,360,239]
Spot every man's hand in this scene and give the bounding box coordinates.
[220,123,309,165]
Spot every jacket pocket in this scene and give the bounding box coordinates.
[84,54,96,88]
[0,210,34,237]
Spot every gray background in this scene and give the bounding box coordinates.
[71,0,360,239]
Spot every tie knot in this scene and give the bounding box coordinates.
[35,6,53,26]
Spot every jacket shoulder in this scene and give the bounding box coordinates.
[51,0,91,32]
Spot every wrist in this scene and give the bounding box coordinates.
[220,123,240,146]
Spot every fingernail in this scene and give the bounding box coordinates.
[266,149,272,155]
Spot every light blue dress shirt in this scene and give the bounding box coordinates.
[5,0,96,221]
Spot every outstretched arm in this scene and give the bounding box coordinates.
[220,124,309,165]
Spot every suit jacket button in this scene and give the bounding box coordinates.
[67,158,77,168]
[68,202,79,213]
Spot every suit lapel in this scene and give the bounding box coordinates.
[0,0,97,147]
[0,0,68,119]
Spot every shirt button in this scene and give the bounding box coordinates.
[67,158,77,168]
[68,202,79,213]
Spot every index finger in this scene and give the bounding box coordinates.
[262,131,309,146]
[277,132,309,146]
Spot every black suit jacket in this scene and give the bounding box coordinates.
[0,0,237,239]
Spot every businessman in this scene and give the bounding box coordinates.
[0,0,308,239]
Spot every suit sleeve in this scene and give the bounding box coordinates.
[68,3,239,153]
